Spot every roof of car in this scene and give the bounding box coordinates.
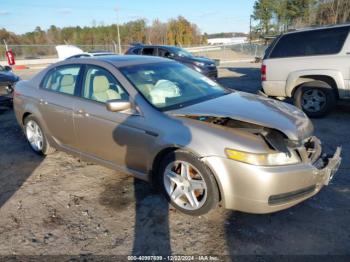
[67,55,172,68]
[283,23,350,35]
[130,44,182,50]
[89,50,114,54]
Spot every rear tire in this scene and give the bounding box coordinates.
[24,115,55,155]
[157,150,220,216]
[293,81,337,118]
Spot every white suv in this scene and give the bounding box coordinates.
[262,24,350,117]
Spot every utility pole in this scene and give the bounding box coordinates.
[3,39,8,51]
[249,15,252,44]
[115,5,122,54]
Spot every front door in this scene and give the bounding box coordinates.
[73,65,154,173]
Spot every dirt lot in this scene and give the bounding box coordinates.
[0,63,349,258]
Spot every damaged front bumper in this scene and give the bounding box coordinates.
[315,146,342,186]
[203,146,342,214]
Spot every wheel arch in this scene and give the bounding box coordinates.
[21,109,54,146]
[291,75,339,99]
[150,146,223,201]
[286,70,344,98]
[151,147,180,178]
[22,112,32,125]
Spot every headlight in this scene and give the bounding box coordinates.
[194,61,206,67]
[225,148,300,166]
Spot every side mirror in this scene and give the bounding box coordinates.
[106,100,132,112]
[4,66,12,71]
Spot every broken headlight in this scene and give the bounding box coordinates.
[225,148,300,166]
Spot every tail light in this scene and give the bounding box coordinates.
[261,64,266,81]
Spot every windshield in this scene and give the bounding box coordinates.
[171,47,193,58]
[120,62,229,111]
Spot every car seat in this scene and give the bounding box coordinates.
[92,75,121,102]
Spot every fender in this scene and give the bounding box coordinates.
[21,98,42,123]
[286,70,345,97]
[147,142,201,174]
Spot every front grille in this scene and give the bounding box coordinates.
[268,185,316,205]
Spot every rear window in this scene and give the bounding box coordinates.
[131,47,141,54]
[269,27,349,58]
[41,65,81,95]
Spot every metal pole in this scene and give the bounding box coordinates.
[255,44,258,57]
[115,6,122,54]
[249,15,252,44]
[3,39,8,51]
[112,41,117,54]
[117,23,122,54]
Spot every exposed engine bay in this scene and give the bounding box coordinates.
[183,115,324,166]
[185,115,296,150]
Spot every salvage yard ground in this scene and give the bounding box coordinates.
[0,62,349,256]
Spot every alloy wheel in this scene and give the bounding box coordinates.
[163,160,207,211]
[25,120,44,151]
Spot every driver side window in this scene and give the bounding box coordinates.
[82,66,129,103]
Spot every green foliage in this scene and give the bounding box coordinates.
[252,0,274,34]
[0,17,205,46]
[252,0,350,36]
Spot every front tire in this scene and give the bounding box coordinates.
[157,150,220,216]
[293,81,337,118]
[24,116,55,155]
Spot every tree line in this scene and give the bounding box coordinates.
[0,16,206,47]
[252,0,350,35]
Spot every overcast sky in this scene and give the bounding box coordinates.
[0,0,256,34]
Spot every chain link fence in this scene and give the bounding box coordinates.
[0,44,132,60]
[0,43,267,63]
[188,43,267,63]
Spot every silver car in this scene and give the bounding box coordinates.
[13,56,342,216]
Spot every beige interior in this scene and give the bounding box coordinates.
[92,75,121,102]
[59,74,75,95]
[129,72,154,100]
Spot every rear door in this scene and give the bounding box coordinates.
[38,65,82,149]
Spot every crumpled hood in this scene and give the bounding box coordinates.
[169,92,314,141]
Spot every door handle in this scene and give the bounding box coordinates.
[75,109,89,117]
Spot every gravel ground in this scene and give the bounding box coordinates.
[0,63,349,258]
